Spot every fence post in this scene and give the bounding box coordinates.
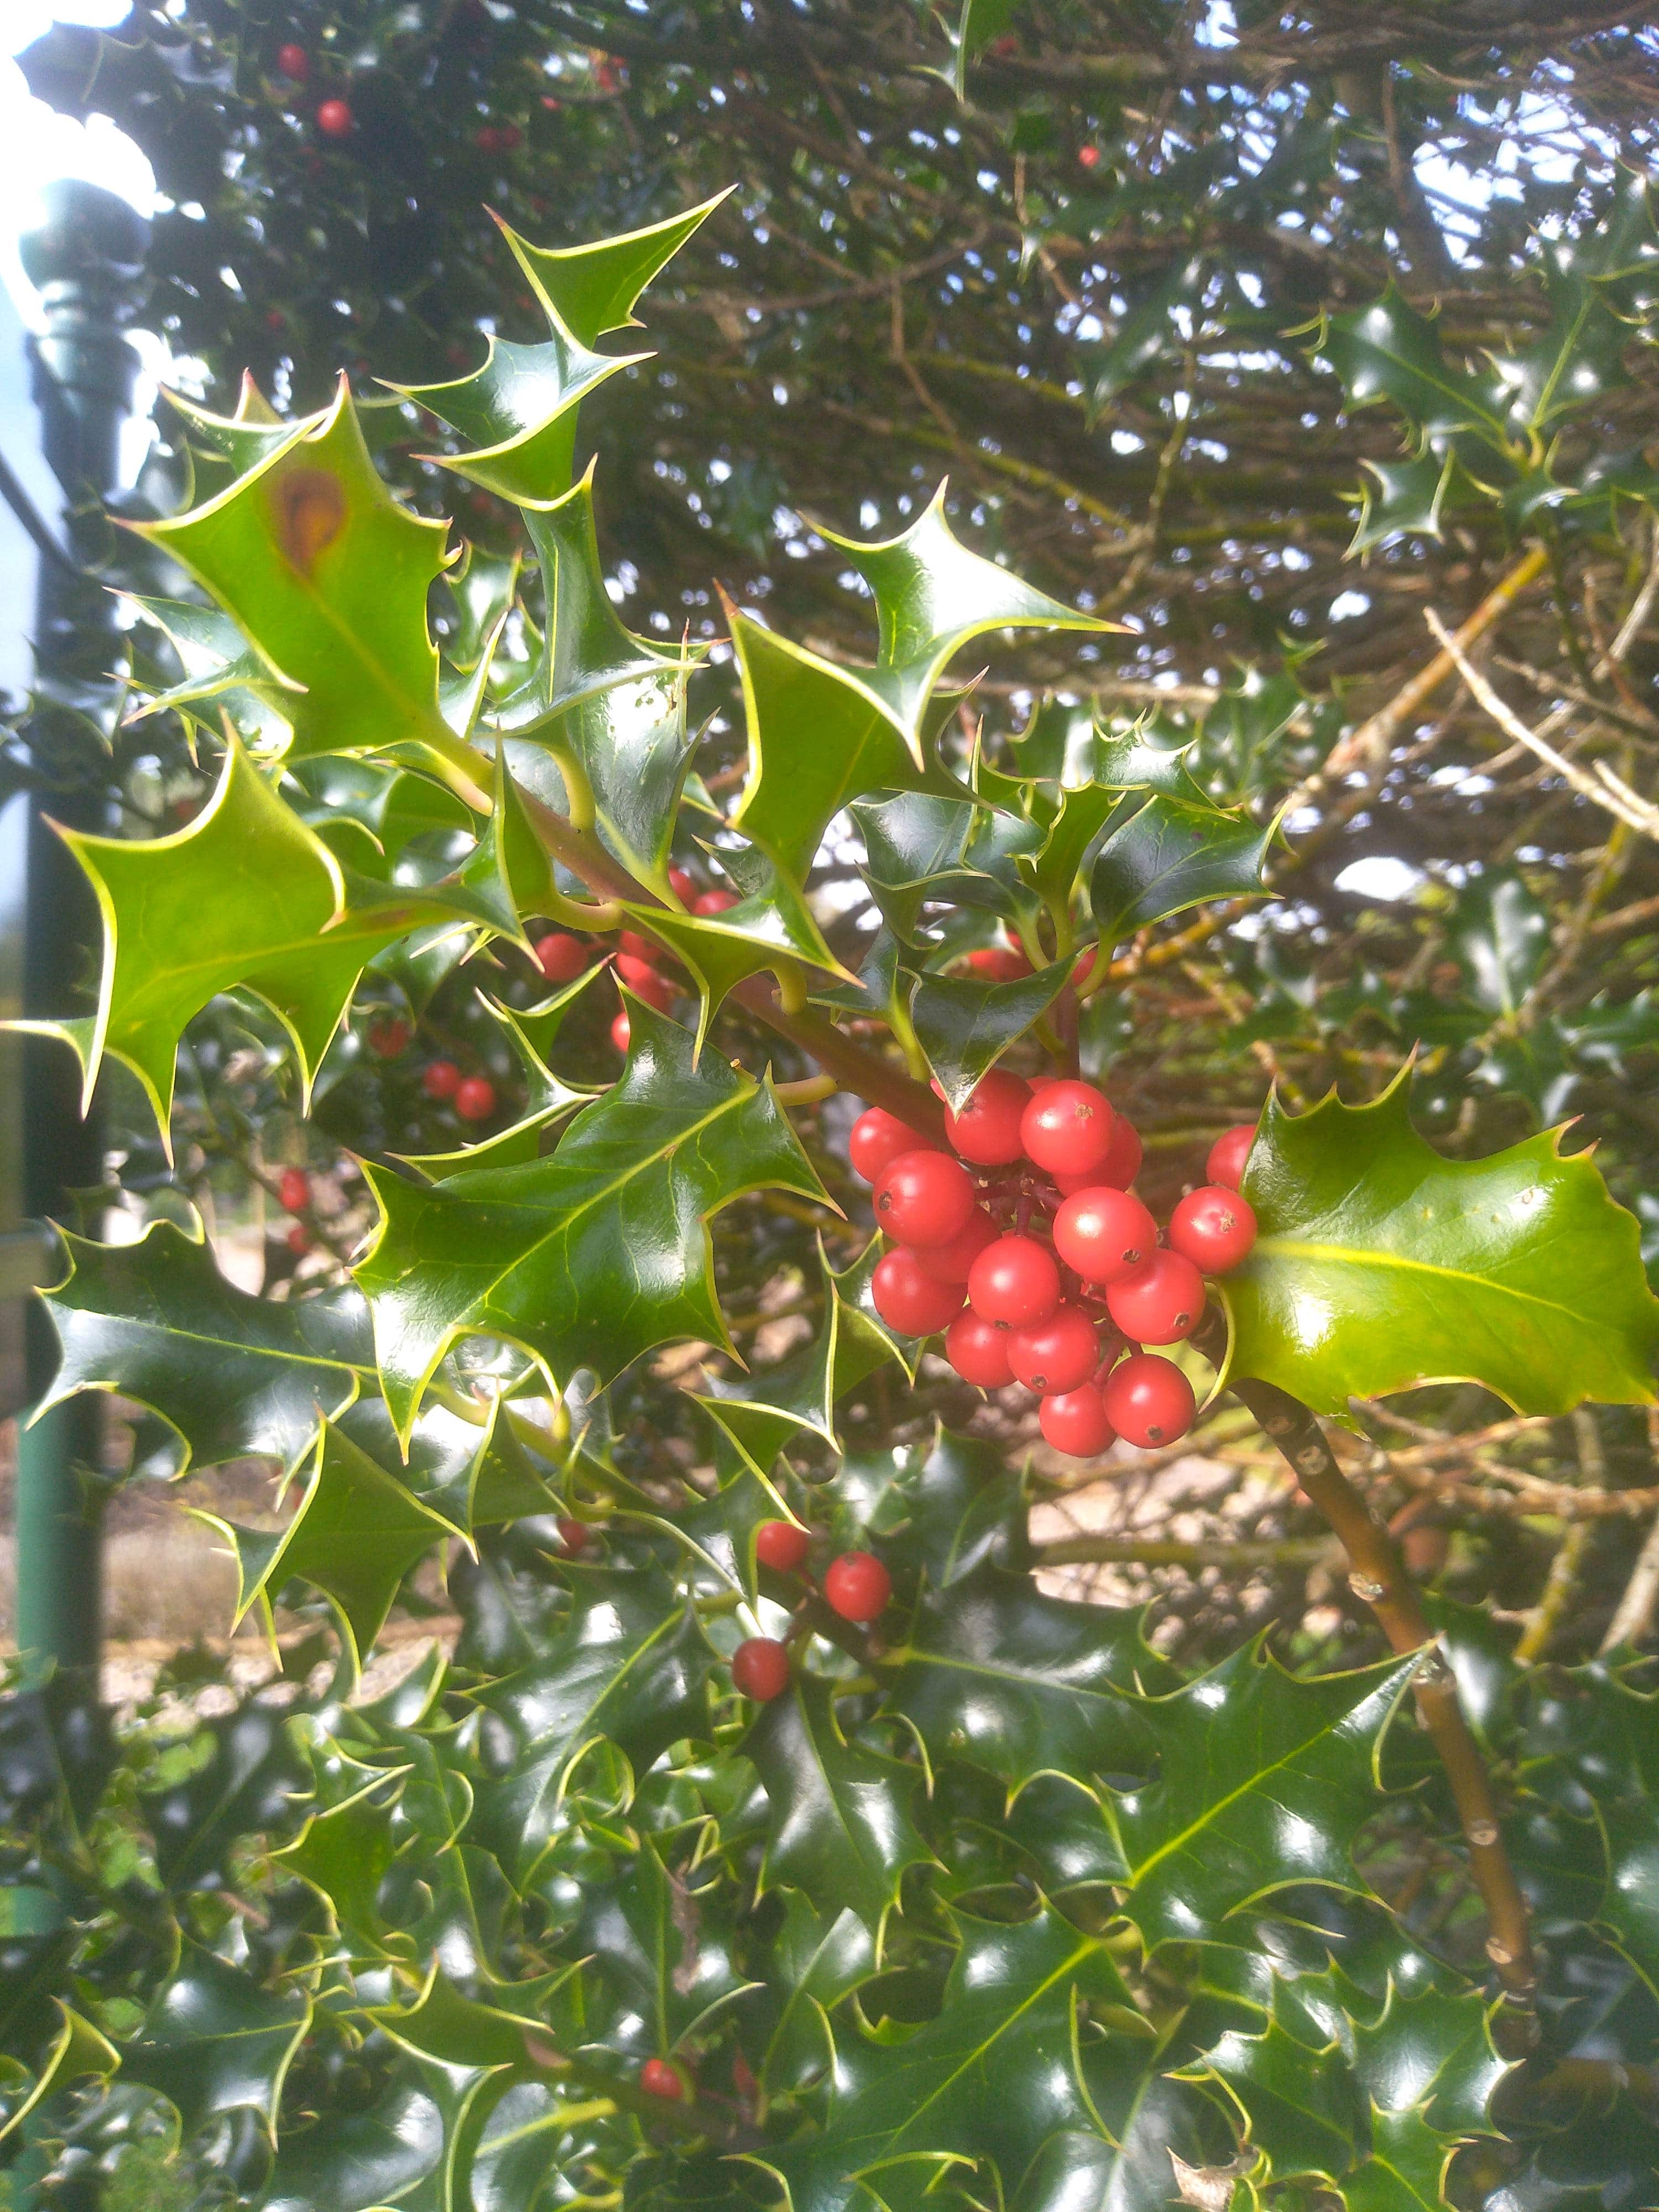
[13,181,150,1707]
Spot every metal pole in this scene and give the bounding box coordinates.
[13,181,150,1702]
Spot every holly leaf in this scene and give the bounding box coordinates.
[757,1895,878,2094]
[139,1702,311,1890]
[36,1217,372,1476]
[506,669,698,896]
[1082,253,1209,416]
[498,189,733,348]
[0,2006,118,2148]
[275,1777,411,1961]
[131,384,465,777]
[1451,868,1550,1019]
[49,734,487,1136]
[618,868,853,1055]
[852,790,1014,946]
[1110,1644,1416,1951]
[353,999,828,1442]
[122,1944,310,2142]
[893,1428,1031,1590]
[1311,283,1513,460]
[745,1674,935,1931]
[750,1903,1148,2212]
[1222,1072,1659,1417]
[908,957,1074,1111]
[124,592,301,753]
[578,1838,758,2051]
[1185,1980,1361,2182]
[1089,789,1275,951]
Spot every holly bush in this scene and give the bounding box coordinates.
[6,187,1659,2211]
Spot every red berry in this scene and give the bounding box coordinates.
[873,1150,975,1247]
[1101,1353,1195,1448]
[534,931,591,983]
[668,865,697,904]
[1105,1249,1206,1344]
[872,1249,966,1338]
[617,930,660,961]
[732,1636,791,1701]
[1095,1115,1144,1190]
[368,1016,411,1060]
[823,1551,891,1624]
[285,1223,311,1257]
[499,122,523,150]
[1079,145,1101,169]
[1021,1081,1115,1177]
[1006,1305,1100,1395]
[640,2058,684,2101]
[966,945,1033,981]
[476,124,501,152]
[1053,1187,1157,1285]
[616,950,666,993]
[755,1520,811,1574]
[278,1168,311,1214]
[264,307,286,332]
[946,1309,1016,1389]
[849,1107,936,1184]
[1207,1123,1258,1191]
[911,1207,998,1285]
[967,1234,1060,1329]
[944,1068,1031,1167]
[556,1516,591,1554]
[315,98,354,138]
[694,888,739,916]
[455,1076,497,1122]
[1168,1186,1258,1275]
[423,1058,462,1100]
[276,42,309,82]
[1040,1384,1115,1458]
[612,1009,632,1053]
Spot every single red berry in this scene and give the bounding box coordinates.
[617,929,661,962]
[911,1208,998,1285]
[1097,1114,1144,1190]
[823,1551,891,1624]
[873,1150,975,1247]
[275,41,309,82]
[475,124,501,152]
[732,1636,791,1701]
[368,1015,411,1060]
[872,1249,966,1338]
[1101,1353,1195,1448]
[534,931,591,982]
[1168,1186,1258,1275]
[1078,145,1101,169]
[1207,1123,1258,1191]
[1053,1186,1157,1285]
[1071,948,1099,992]
[1105,1249,1206,1344]
[278,1168,311,1214]
[556,1516,591,1554]
[944,1068,1031,1167]
[616,950,667,993]
[423,1058,462,1101]
[946,1309,1016,1389]
[1040,1384,1115,1458]
[694,887,740,916]
[967,1234,1060,1329]
[1021,1080,1115,1177]
[640,2058,684,2101]
[668,865,697,904]
[612,1008,632,1053]
[966,944,1033,981]
[285,1223,311,1257]
[455,1076,497,1122]
[755,1520,811,1574]
[1006,1305,1100,1395]
[264,307,286,332]
[499,122,523,150]
[849,1106,936,1184]
[315,98,354,138]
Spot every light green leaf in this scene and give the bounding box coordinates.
[1089,789,1275,951]
[498,188,734,348]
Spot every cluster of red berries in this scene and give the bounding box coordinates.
[420,1057,498,1122]
[726,1523,891,1704]
[530,866,739,1055]
[852,1074,1258,1458]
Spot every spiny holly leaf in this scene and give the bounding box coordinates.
[507,668,698,895]
[909,956,1073,1112]
[817,484,1117,741]
[497,188,733,348]
[396,976,601,1177]
[1082,253,1209,418]
[473,1563,716,1878]
[851,790,1017,946]
[50,734,487,1136]
[276,1776,411,1961]
[0,2006,118,2149]
[164,375,318,482]
[745,1673,934,1931]
[1222,1072,1659,1417]
[36,1217,372,1476]
[353,999,827,1441]
[1185,1980,1361,2182]
[750,1903,1149,2212]
[578,1838,757,2052]
[619,870,853,1054]
[195,1421,460,1676]
[890,1564,1152,1794]
[140,1702,312,1891]
[121,1944,310,2142]
[262,2051,486,2212]
[891,1427,1031,1590]
[132,384,466,778]
[1311,283,1513,460]
[1109,1644,1416,1952]
[1349,450,1477,554]
[1089,789,1275,952]
[394,318,644,507]
[1021,779,1124,918]
[124,593,301,752]
[339,1394,556,1536]
[757,1894,878,2095]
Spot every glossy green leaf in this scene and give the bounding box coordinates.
[498,189,733,348]
[1312,283,1512,459]
[1089,789,1275,951]
[354,999,828,1440]
[1082,254,1208,417]
[0,2005,118,2147]
[619,869,853,1054]
[140,1703,311,1891]
[1452,869,1549,1019]
[908,956,1073,1111]
[122,1944,309,2139]
[579,1838,757,2050]
[1223,1072,1659,1416]
[36,1217,372,1475]
[757,1894,877,2095]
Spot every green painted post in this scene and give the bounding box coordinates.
[13,181,150,1704]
